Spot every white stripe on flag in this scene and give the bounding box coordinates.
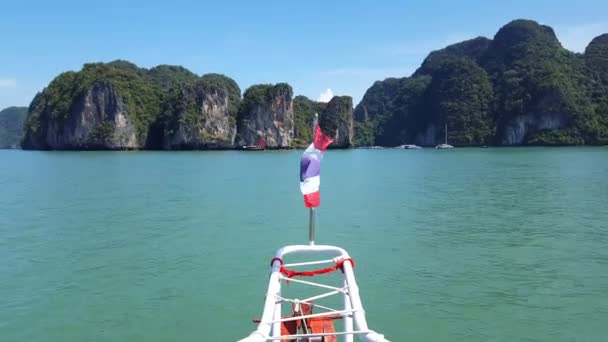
[303,143,322,155]
[300,175,320,195]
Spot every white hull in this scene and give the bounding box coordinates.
[436,123,453,149]
[396,144,422,149]
[435,143,454,149]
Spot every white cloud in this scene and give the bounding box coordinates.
[556,22,608,53]
[318,88,334,102]
[0,79,17,88]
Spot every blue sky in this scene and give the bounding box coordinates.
[1,0,607,110]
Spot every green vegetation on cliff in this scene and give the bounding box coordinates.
[148,65,199,90]
[162,73,241,145]
[293,96,326,146]
[354,76,431,146]
[414,37,492,76]
[21,19,608,150]
[239,83,292,113]
[583,34,608,143]
[425,58,494,145]
[237,83,293,126]
[483,20,596,144]
[22,61,244,149]
[164,73,241,126]
[200,74,242,120]
[355,19,608,146]
[22,60,297,150]
[321,96,354,147]
[0,107,28,148]
[292,95,355,147]
[24,61,163,144]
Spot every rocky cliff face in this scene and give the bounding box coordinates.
[163,90,235,149]
[163,75,240,149]
[499,88,570,145]
[23,81,139,149]
[502,113,565,144]
[414,124,438,146]
[585,34,608,86]
[0,106,28,149]
[292,96,327,147]
[354,18,608,146]
[237,84,294,148]
[22,61,165,150]
[321,96,353,148]
[21,63,247,150]
[22,61,358,150]
[24,29,608,151]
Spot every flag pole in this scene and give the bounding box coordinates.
[309,207,315,246]
[309,113,319,246]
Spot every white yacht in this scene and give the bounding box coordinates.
[435,124,454,149]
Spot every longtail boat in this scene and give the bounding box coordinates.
[243,137,266,151]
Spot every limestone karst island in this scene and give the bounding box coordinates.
[1,19,606,150]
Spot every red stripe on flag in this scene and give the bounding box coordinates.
[304,191,320,208]
[313,125,333,152]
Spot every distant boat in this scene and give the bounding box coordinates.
[243,137,266,151]
[435,124,454,149]
[355,146,384,149]
[396,144,422,149]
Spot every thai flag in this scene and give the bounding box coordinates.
[300,124,334,208]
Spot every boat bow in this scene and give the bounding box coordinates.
[239,244,390,342]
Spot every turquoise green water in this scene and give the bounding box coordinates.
[1,148,607,341]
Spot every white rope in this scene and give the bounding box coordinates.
[302,289,345,303]
[306,302,341,313]
[279,275,348,293]
[284,258,336,267]
[276,289,343,305]
[274,294,341,314]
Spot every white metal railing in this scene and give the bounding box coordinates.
[238,244,390,342]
